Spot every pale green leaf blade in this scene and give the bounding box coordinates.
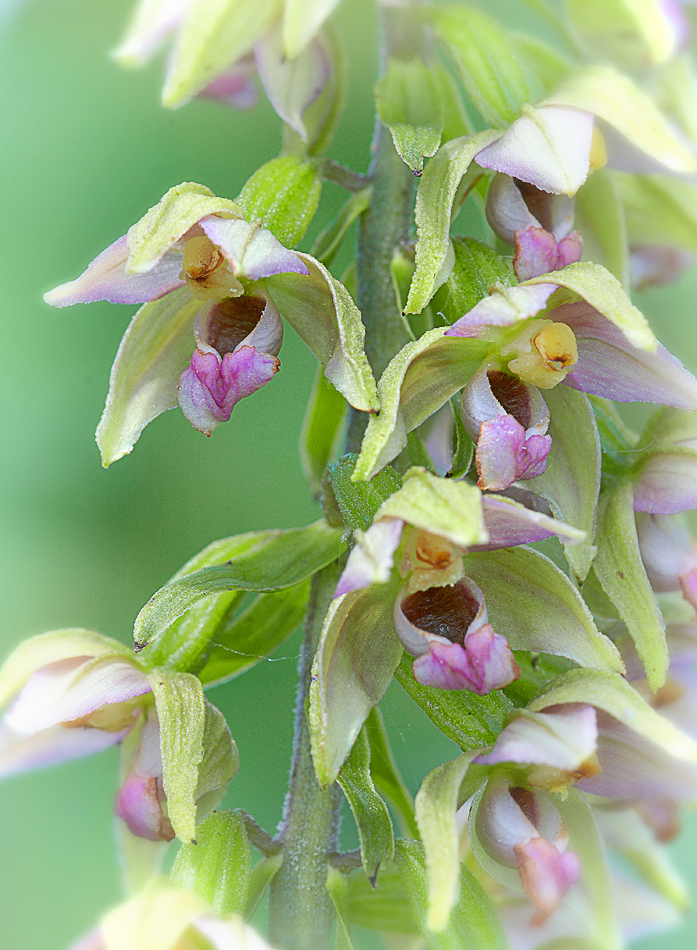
[309,582,403,786]
[96,288,201,467]
[346,864,418,933]
[301,369,348,497]
[244,853,283,921]
[329,454,403,531]
[375,57,445,174]
[439,237,515,322]
[326,867,356,950]
[171,811,251,915]
[575,168,629,288]
[463,547,624,672]
[365,706,417,839]
[406,130,500,314]
[236,156,322,248]
[593,482,668,690]
[311,188,371,268]
[615,172,697,254]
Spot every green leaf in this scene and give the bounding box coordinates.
[615,172,697,254]
[432,4,541,127]
[394,654,512,751]
[338,728,394,882]
[198,582,310,687]
[170,811,251,915]
[365,707,418,838]
[463,547,624,672]
[590,394,638,477]
[311,188,371,269]
[329,454,403,532]
[524,260,656,351]
[415,753,478,931]
[326,867,356,950]
[309,581,403,786]
[235,157,322,249]
[439,237,515,323]
[163,0,281,107]
[448,400,475,479]
[593,481,668,690]
[353,329,491,480]
[395,839,508,949]
[134,521,343,650]
[301,369,347,497]
[528,386,601,580]
[575,169,629,288]
[374,467,487,550]
[375,56,445,174]
[405,130,500,314]
[244,852,283,921]
[516,34,570,92]
[543,65,697,176]
[266,253,379,412]
[346,864,418,934]
[96,288,201,467]
[126,182,242,274]
[150,673,237,842]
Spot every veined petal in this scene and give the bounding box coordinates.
[476,705,598,772]
[478,495,586,548]
[44,236,185,307]
[0,720,128,779]
[475,105,595,196]
[334,517,404,598]
[633,449,697,514]
[446,283,557,337]
[199,215,308,280]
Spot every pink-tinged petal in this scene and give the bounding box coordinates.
[475,106,595,196]
[633,452,697,514]
[115,774,174,841]
[485,174,542,244]
[478,496,566,548]
[630,245,694,291]
[476,415,551,491]
[413,624,519,694]
[0,720,128,779]
[255,28,330,137]
[661,0,692,52]
[514,228,560,281]
[515,837,581,926]
[476,705,598,771]
[635,513,697,593]
[178,345,280,435]
[44,235,185,307]
[680,566,697,609]
[556,231,583,268]
[5,657,150,736]
[334,518,404,598]
[199,216,308,280]
[552,302,697,409]
[199,55,259,110]
[446,283,557,338]
[69,928,106,950]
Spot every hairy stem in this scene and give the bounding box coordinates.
[268,564,340,949]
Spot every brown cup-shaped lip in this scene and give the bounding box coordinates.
[394,576,487,657]
[460,361,550,443]
[195,291,284,359]
[487,371,532,429]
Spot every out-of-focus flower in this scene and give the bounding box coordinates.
[636,513,697,609]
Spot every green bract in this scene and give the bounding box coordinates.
[236,157,322,248]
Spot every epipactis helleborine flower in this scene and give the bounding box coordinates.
[636,513,697,611]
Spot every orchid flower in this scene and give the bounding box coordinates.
[636,513,697,610]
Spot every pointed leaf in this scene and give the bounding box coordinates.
[265,253,378,412]
[415,752,478,932]
[439,237,515,323]
[96,288,201,467]
[338,728,394,882]
[593,481,668,689]
[405,130,500,314]
[198,582,310,687]
[326,867,356,950]
[575,169,629,287]
[528,385,601,580]
[309,581,403,786]
[301,370,347,497]
[244,852,283,921]
[395,839,508,949]
[431,4,541,127]
[329,454,402,531]
[236,157,322,249]
[171,811,251,915]
[394,654,512,751]
[353,330,491,480]
[135,521,343,649]
[375,56,445,174]
[365,707,417,838]
[463,547,624,672]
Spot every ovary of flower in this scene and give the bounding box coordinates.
[504,320,579,389]
[400,529,466,594]
[180,235,244,301]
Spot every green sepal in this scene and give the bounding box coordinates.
[353,329,491,480]
[328,454,403,532]
[566,0,683,71]
[543,65,697,176]
[373,467,487,550]
[282,0,341,59]
[96,288,202,467]
[134,521,343,650]
[309,580,403,787]
[375,56,445,174]
[236,156,322,248]
[431,4,541,128]
[593,481,668,690]
[615,172,697,255]
[415,752,478,932]
[326,867,356,950]
[590,394,639,477]
[337,727,394,882]
[394,654,512,752]
[575,169,629,288]
[244,852,283,921]
[198,583,310,688]
[394,839,508,949]
[127,182,242,274]
[301,369,348,498]
[0,628,135,711]
[345,864,418,934]
[524,261,656,351]
[265,253,379,412]
[311,188,371,269]
[150,672,238,843]
[101,877,212,950]
[405,130,500,314]
[365,707,418,838]
[529,386,601,581]
[162,0,281,108]
[439,237,515,324]
[170,811,251,915]
[448,400,475,480]
[516,34,570,92]
[463,547,624,672]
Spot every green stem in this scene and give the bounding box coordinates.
[268,564,340,949]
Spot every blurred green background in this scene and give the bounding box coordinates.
[1,0,696,947]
